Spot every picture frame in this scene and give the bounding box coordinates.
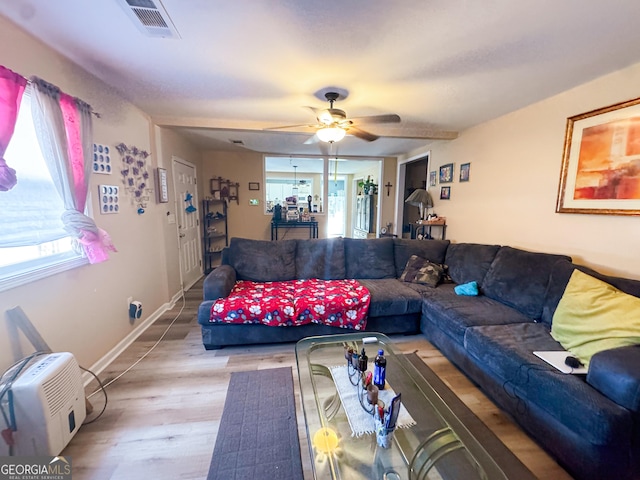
[440,186,451,200]
[556,96,640,215]
[459,163,470,182]
[429,171,437,187]
[155,168,169,203]
[439,163,454,184]
[248,182,260,191]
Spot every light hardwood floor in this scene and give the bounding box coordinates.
[64,278,572,479]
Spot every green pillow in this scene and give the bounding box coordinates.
[400,255,444,287]
[551,269,640,367]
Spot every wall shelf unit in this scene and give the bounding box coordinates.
[202,199,228,274]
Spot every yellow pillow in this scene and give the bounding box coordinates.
[551,269,640,367]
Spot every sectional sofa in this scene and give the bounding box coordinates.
[197,236,640,480]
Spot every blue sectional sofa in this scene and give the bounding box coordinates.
[197,236,640,480]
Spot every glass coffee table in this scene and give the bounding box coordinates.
[295,332,533,480]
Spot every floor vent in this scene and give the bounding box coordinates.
[116,0,181,39]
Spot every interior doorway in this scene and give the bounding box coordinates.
[397,155,429,238]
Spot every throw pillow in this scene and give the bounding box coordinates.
[551,269,640,367]
[400,255,444,287]
[454,281,479,296]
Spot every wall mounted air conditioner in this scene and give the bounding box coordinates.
[11,352,86,456]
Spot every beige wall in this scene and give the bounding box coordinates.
[0,18,198,382]
[404,62,640,279]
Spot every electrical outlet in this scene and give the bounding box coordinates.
[126,296,133,309]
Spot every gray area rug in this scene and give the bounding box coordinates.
[207,367,303,480]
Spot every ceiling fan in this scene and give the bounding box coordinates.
[266,91,401,143]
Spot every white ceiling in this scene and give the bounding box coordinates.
[4,1,640,157]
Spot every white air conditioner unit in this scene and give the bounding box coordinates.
[11,352,86,456]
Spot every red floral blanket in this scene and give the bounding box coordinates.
[209,279,370,330]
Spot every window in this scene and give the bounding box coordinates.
[264,157,324,215]
[0,94,84,291]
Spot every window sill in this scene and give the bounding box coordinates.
[0,253,88,293]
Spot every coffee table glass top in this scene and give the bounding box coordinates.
[295,332,511,480]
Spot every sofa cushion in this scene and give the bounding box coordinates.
[399,255,444,287]
[463,322,632,446]
[344,237,396,279]
[421,283,533,344]
[227,237,297,282]
[393,238,449,277]
[551,269,640,366]
[542,259,640,326]
[587,345,640,412]
[357,279,423,317]
[481,246,571,320]
[444,243,500,285]
[295,237,345,279]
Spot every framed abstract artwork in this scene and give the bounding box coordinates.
[429,171,437,186]
[556,96,640,215]
[459,163,470,182]
[439,163,454,184]
[440,186,451,200]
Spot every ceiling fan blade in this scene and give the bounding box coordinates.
[264,123,317,130]
[304,134,320,145]
[349,114,401,125]
[349,126,379,142]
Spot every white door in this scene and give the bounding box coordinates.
[172,157,201,290]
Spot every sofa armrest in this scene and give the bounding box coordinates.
[587,345,640,412]
[203,265,236,300]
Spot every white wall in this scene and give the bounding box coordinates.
[403,62,640,279]
[0,18,199,380]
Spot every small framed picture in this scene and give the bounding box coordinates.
[429,171,437,186]
[248,182,260,191]
[440,186,451,200]
[439,163,454,184]
[459,163,470,182]
[155,168,169,203]
[249,198,259,206]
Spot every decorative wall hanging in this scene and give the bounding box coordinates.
[556,96,640,215]
[155,167,169,203]
[459,163,470,182]
[210,176,240,204]
[248,182,260,191]
[185,192,197,212]
[116,143,153,213]
[439,164,454,184]
[440,186,451,200]
[429,171,437,187]
[93,143,112,174]
[98,185,120,214]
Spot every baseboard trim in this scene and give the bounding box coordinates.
[82,289,184,385]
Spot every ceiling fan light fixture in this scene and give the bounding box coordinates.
[317,126,346,143]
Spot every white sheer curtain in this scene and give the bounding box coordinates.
[30,77,115,263]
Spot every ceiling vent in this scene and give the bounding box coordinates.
[116,0,181,39]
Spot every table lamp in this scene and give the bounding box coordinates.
[405,188,434,220]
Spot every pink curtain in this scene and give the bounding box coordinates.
[31,77,116,264]
[0,66,27,191]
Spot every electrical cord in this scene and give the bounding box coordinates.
[87,291,186,399]
[80,366,107,425]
